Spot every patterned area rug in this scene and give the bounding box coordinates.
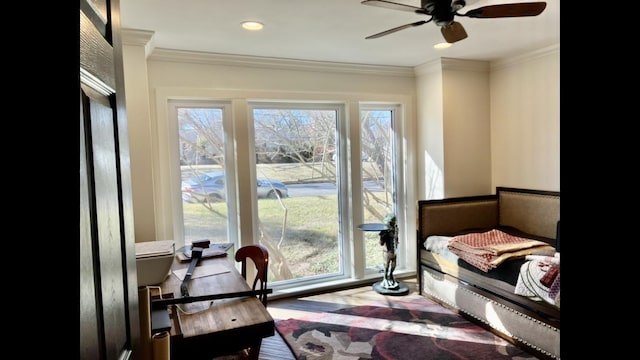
[275,295,538,359]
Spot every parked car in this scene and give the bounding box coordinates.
[181,171,289,203]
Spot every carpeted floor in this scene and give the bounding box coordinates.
[275,294,538,359]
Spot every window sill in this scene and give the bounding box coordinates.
[268,269,416,300]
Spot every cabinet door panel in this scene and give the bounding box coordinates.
[80,0,138,358]
[80,89,101,359]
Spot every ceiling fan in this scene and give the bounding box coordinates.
[362,0,547,43]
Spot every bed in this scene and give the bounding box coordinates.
[417,187,560,359]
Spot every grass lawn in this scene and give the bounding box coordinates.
[181,161,389,280]
[183,194,387,280]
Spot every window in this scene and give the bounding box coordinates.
[359,106,398,272]
[169,98,403,291]
[170,101,235,245]
[249,104,344,285]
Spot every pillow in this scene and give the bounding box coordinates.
[423,235,452,254]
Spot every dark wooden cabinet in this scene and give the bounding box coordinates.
[80,1,140,359]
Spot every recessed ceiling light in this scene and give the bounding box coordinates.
[242,21,264,31]
[433,42,452,49]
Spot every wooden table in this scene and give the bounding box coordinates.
[155,247,274,360]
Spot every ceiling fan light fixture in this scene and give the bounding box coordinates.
[363,0,548,44]
[433,42,451,49]
[241,21,264,31]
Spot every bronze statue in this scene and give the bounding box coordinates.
[378,213,399,289]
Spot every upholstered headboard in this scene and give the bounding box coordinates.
[417,195,498,239]
[417,187,560,244]
[497,187,560,240]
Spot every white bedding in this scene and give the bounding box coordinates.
[423,235,451,254]
[423,235,459,263]
[514,253,561,308]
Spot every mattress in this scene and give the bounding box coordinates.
[423,235,527,287]
[421,230,560,317]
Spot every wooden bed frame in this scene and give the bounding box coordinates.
[416,187,560,359]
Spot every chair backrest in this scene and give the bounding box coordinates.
[235,244,269,307]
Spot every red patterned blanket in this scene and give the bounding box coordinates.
[447,229,554,272]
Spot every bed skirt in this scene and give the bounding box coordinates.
[420,265,560,360]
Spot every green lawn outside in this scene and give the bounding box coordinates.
[181,161,390,280]
[183,195,387,280]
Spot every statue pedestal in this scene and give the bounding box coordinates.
[358,221,407,295]
[372,280,410,296]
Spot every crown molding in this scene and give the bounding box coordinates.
[122,29,154,46]
[490,44,560,71]
[121,28,155,58]
[413,59,443,77]
[413,44,559,75]
[440,58,490,72]
[413,57,489,76]
[146,48,415,78]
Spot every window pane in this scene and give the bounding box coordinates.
[177,106,229,245]
[252,107,342,284]
[360,109,396,270]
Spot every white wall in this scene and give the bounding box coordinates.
[414,61,445,200]
[442,59,492,197]
[414,47,559,200]
[415,58,492,199]
[121,30,157,243]
[490,46,560,192]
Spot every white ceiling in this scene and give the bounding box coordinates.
[119,0,559,68]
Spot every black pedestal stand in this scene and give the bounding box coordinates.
[372,280,410,295]
[357,223,409,296]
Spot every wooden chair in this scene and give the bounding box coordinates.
[235,244,269,307]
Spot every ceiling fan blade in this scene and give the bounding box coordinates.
[461,2,547,18]
[360,0,425,14]
[441,21,468,43]
[365,20,430,39]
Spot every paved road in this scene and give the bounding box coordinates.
[287,180,384,197]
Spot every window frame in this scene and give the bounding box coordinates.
[247,101,353,288]
[168,99,238,244]
[359,104,405,276]
[161,91,414,295]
